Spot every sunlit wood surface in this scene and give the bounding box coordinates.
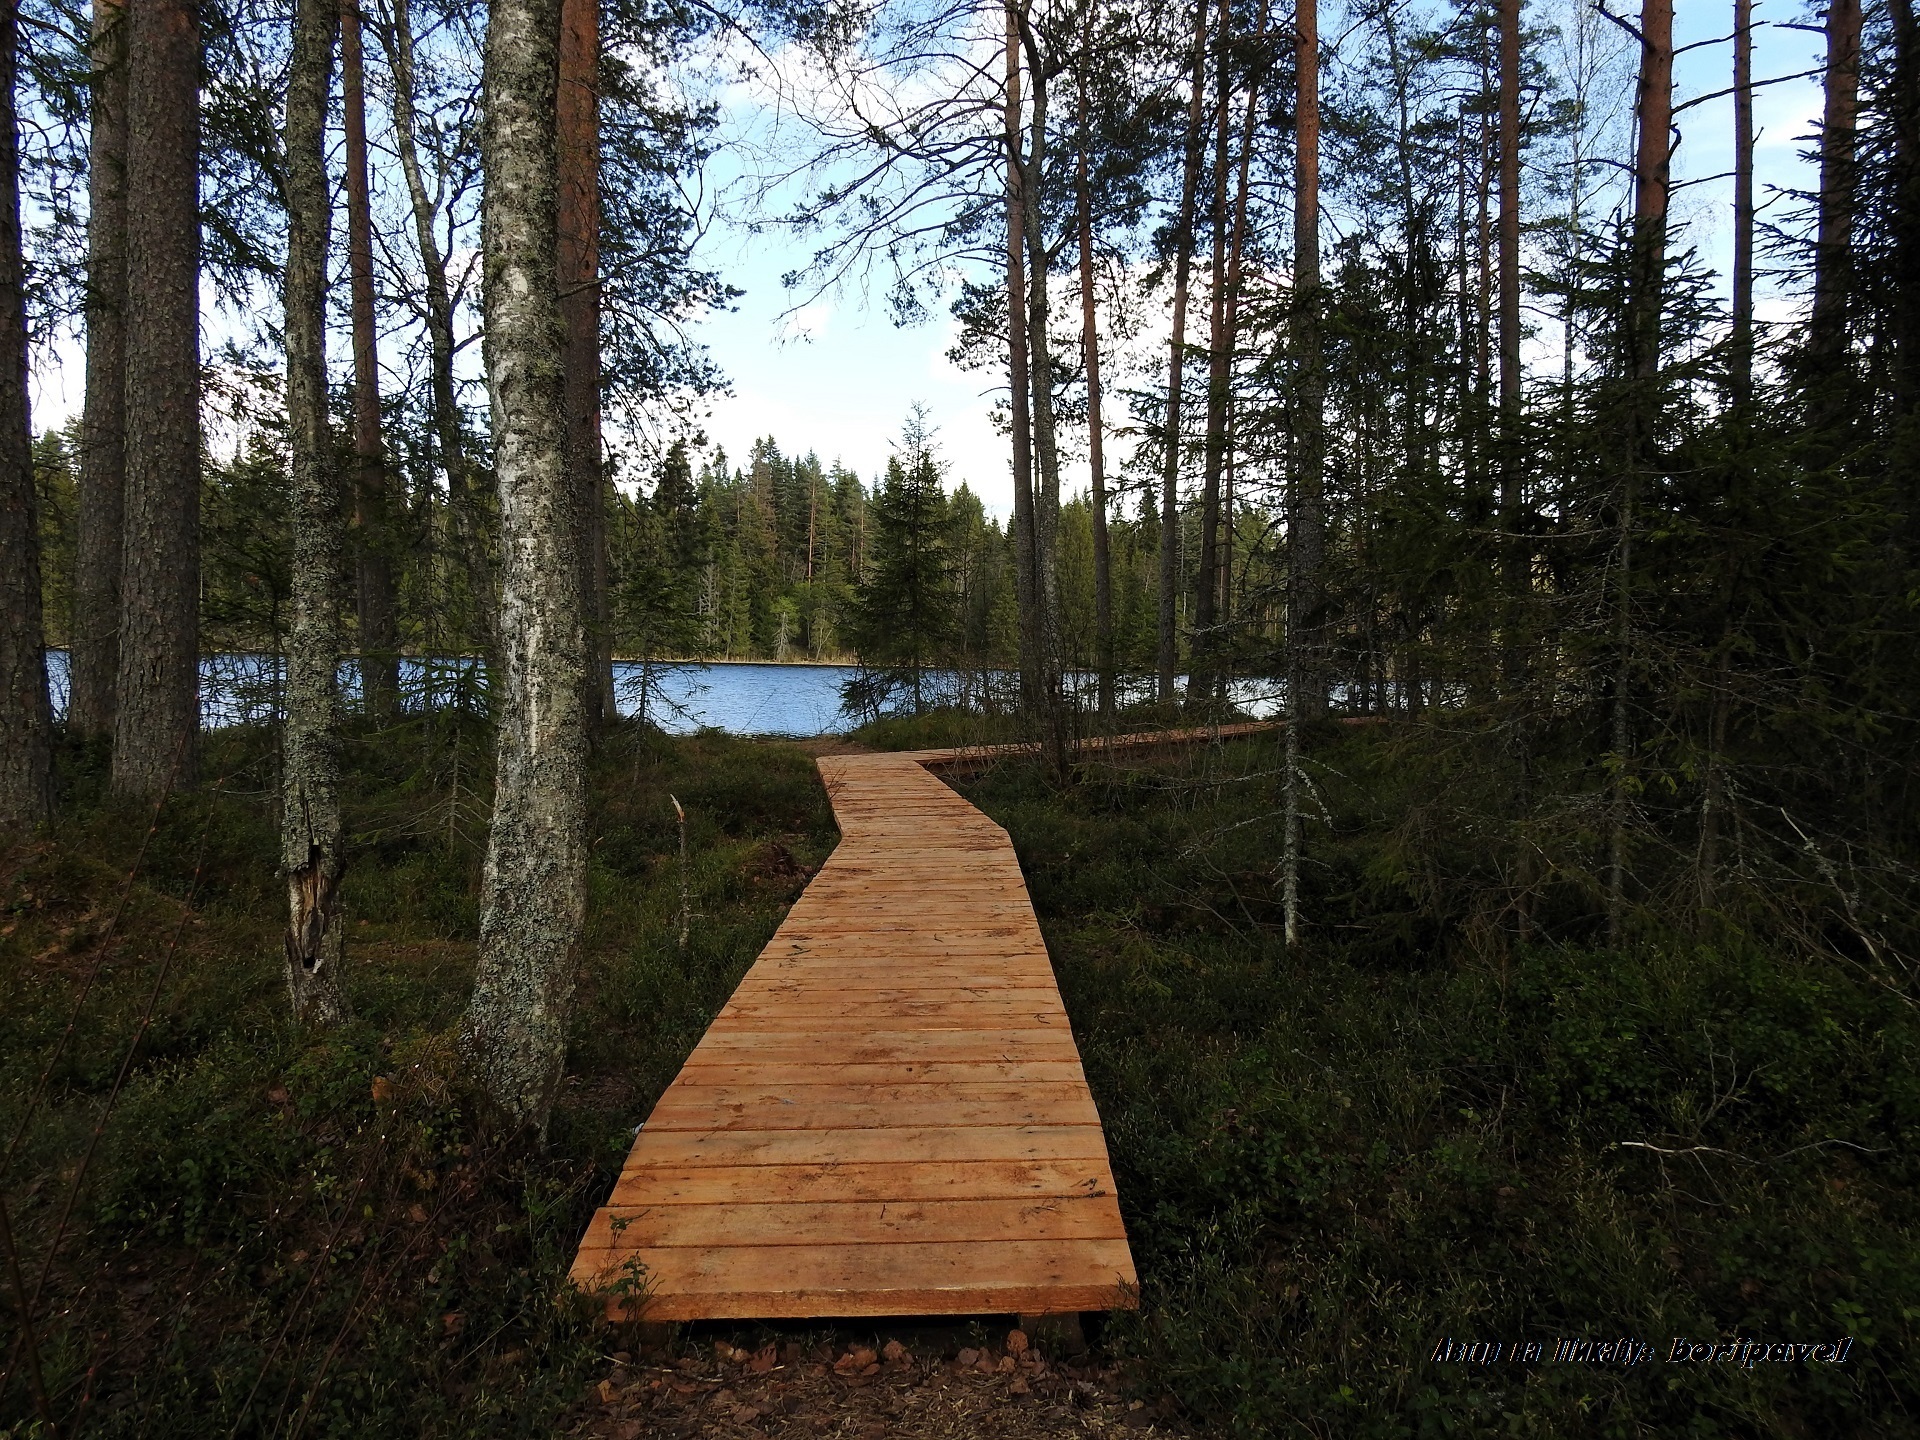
[569,745,1146,1320]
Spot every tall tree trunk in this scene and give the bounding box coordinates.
[114,0,201,798]
[1217,0,1269,696]
[1608,0,1673,946]
[464,0,587,1133]
[1015,9,1067,776]
[1073,11,1113,719]
[1004,2,1040,719]
[1496,0,1522,610]
[342,0,398,719]
[1159,0,1208,703]
[379,0,500,661]
[73,0,128,740]
[1290,0,1324,723]
[1707,0,1757,904]
[1190,0,1231,704]
[559,0,611,727]
[1730,0,1754,407]
[283,0,350,1024]
[0,0,48,827]
[1809,0,1862,364]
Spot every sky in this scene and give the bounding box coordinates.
[684,0,1835,522]
[21,2,1838,522]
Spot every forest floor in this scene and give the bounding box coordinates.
[1,710,1912,1437]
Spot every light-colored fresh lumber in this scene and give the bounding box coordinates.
[568,748,1139,1320]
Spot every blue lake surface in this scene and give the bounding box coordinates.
[42,651,1282,737]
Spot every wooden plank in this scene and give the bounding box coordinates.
[719,991,1065,1017]
[607,1158,1120,1207]
[640,1092,1102,1132]
[686,1032,1081,1064]
[575,1196,1128,1252]
[672,1059,1088,1087]
[572,1237,1137,1321]
[644,1081,1092,1109]
[619,1124,1111,1168]
[709,1009,1067,1033]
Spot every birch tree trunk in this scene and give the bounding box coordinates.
[283,0,350,1025]
[342,0,399,719]
[1159,0,1208,703]
[0,0,49,828]
[464,0,588,1133]
[559,0,612,728]
[114,0,201,798]
[379,0,500,661]
[73,0,128,740]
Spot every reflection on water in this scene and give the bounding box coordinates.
[42,650,1285,738]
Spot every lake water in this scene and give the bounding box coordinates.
[42,651,1283,738]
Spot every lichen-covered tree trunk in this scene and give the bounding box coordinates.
[464,0,587,1134]
[73,0,128,740]
[342,0,398,720]
[558,0,612,728]
[282,0,350,1025]
[0,0,50,828]
[114,0,200,798]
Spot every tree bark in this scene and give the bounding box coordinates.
[114,0,201,798]
[1730,0,1753,407]
[1290,0,1324,723]
[464,0,588,1134]
[1190,0,1231,704]
[283,0,350,1024]
[0,0,49,827]
[73,0,128,739]
[1496,0,1523,602]
[1159,0,1208,703]
[1808,0,1862,363]
[342,0,398,719]
[1004,2,1040,719]
[1072,23,1112,718]
[1608,0,1673,946]
[559,0,612,726]
[1217,0,1268,696]
[1014,8,1067,776]
[379,0,500,661]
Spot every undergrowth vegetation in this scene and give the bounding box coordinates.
[951,723,1919,1436]
[0,722,834,1437]
[5,717,1916,1436]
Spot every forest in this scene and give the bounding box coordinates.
[2,0,1918,1433]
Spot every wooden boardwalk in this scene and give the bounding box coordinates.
[570,745,1154,1321]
